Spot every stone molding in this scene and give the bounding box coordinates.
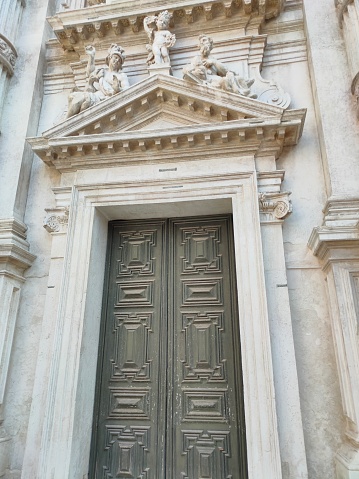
[258,191,292,222]
[43,207,70,233]
[28,170,283,479]
[50,0,284,51]
[27,74,305,172]
[0,34,17,76]
[0,218,36,275]
[308,198,359,263]
[309,198,359,479]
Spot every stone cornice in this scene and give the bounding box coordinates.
[0,33,17,75]
[49,0,284,52]
[308,197,359,262]
[0,219,36,272]
[27,74,305,171]
[28,114,305,171]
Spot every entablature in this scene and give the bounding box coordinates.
[49,0,284,52]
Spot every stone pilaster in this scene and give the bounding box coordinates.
[0,218,35,477]
[258,172,309,479]
[309,198,359,479]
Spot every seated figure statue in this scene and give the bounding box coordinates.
[67,43,129,118]
[183,34,256,98]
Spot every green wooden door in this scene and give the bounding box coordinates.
[91,216,247,479]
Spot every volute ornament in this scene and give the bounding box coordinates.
[43,207,69,233]
[258,192,292,221]
[67,43,129,118]
[144,11,176,66]
[0,36,17,74]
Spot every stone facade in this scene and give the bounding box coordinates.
[0,0,358,478]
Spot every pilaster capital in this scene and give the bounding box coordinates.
[43,207,69,234]
[258,191,292,223]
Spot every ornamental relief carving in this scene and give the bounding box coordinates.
[43,207,69,233]
[0,35,17,75]
[258,192,292,221]
[61,8,290,119]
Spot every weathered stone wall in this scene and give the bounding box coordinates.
[0,1,357,478]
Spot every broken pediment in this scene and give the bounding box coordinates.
[27,74,306,172]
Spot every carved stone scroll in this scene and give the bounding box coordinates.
[258,192,292,221]
[43,207,69,233]
[0,34,17,75]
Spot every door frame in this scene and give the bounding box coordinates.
[25,165,282,478]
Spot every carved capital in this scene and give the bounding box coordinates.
[258,192,292,222]
[0,34,17,75]
[43,207,69,233]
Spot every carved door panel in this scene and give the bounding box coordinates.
[91,216,247,479]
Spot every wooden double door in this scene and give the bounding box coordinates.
[91,215,247,478]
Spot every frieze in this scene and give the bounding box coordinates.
[43,207,70,233]
[0,34,17,75]
[258,191,292,222]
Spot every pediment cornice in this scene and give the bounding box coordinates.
[41,75,289,139]
[28,74,305,172]
[49,0,284,52]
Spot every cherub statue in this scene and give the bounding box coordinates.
[183,34,256,98]
[66,43,129,118]
[143,10,176,66]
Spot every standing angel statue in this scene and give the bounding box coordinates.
[143,10,176,66]
[66,43,129,118]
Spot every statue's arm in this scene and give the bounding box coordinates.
[85,45,96,78]
[210,58,228,77]
[143,17,155,43]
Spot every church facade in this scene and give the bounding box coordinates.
[0,0,359,478]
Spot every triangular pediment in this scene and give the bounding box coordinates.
[41,74,286,140]
[28,74,306,172]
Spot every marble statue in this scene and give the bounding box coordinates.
[183,34,256,98]
[67,43,129,118]
[144,10,176,66]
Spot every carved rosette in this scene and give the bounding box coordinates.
[258,192,292,222]
[43,207,69,233]
[0,34,17,75]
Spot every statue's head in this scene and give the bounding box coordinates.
[106,44,126,68]
[156,10,172,29]
[198,34,213,55]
